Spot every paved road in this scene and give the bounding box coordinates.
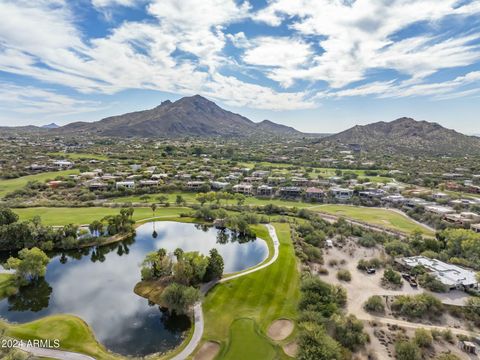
[170,223,281,360]
[15,344,96,360]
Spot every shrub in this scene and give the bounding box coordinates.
[330,314,369,351]
[418,273,447,292]
[392,293,443,319]
[395,340,421,360]
[364,295,385,313]
[357,258,384,271]
[441,329,454,343]
[297,324,344,360]
[337,269,352,282]
[382,267,402,287]
[414,328,433,348]
[328,259,338,267]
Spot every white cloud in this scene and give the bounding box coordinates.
[325,71,480,100]
[254,0,480,88]
[0,0,314,111]
[0,83,105,117]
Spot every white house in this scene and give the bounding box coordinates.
[330,188,353,201]
[115,181,135,189]
[399,256,478,291]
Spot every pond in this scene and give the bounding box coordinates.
[0,221,269,357]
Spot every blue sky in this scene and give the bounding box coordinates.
[0,0,480,134]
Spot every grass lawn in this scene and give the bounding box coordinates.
[0,274,15,300]
[2,315,119,360]
[14,206,187,226]
[311,204,435,236]
[112,191,314,209]
[0,170,79,198]
[47,152,109,161]
[220,319,277,360]
[202,223,299,360]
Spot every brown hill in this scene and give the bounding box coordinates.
[322,117,480,155]
[56,95,302,138]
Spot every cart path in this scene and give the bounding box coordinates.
[170,224,280,360]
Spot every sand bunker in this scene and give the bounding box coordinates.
[194,341,220,360]
[267,319,294,341]
[283,341,298,358]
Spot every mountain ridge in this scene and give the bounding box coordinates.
[55,95,303,138]
[321,117,480,155]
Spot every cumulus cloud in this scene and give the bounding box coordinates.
[254,0,480,88]
[0,0,479,118]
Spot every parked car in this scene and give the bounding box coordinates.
[408,278,418,288]
[366,268,376,274]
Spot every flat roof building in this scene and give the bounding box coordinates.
[398,256,478,291]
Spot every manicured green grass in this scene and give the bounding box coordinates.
[0,274,15,300]
[311,204,434,236]
[0,170,79,198]
[2,315,118,360]
[14,206,187,226]
[47,152,109,161]
[219,319,277,360]
[202,223,299,359]
[112,191,314,209]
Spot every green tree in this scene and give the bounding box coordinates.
[0,208,19,226]
[234,193,246,206]
[160,283,200,315]
[5,247,50,286]
[204,248,224,282]
[176,195,185,206]
[298,324,343,360]
[195,193,208,206]
[330,314,368,351]
[151,203,157,217]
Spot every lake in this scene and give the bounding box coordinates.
[0,221,268,357]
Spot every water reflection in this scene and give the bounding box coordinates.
[8,278,52,312]
[0,221,268,356]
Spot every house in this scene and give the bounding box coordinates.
[232,183,253,195]
[291,177,309,186]
[382,194,406,205]
[52,160,74,169]
[28,163,47,171]
[443,213,476,226]
[459,341,477,355]
[471,223,480,233]
[257,185,274,196]
[116,181,135,189]
[252,170,269,178]
[432,192,449,200]
[139,180,159,187]
[397,256,478,291]
[151,173,169,180]
[358,189,386,199]
[330,188,353,201]
[211,181,230,190]
[87,181,108,191]
[305,187,325,201]
[187,181,208,190]
[425,205,456,216]
[47,180,63,188]
[279,186,302,198]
